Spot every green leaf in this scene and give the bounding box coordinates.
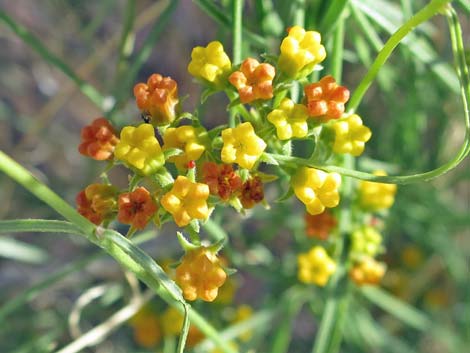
[259,152,280,166]
[0,236,48,264]
[164,148,184,159]
[0,219,82,235]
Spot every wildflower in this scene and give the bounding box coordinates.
[305,210,337,240]
[202,162,242,201]
[278,26,326,78]
[114,123,165,175]
[291,167,341,215]
[229,58,275,103]
[298,246,336,286]
[221,122,266,170]
[162,125,207,170]
[401,245,424,269]
[332,114,371,156]
[304,75,350,120]
[267,98,309,140]
[233,305,253,341]
[175,247,227,302]
[134,73,179,125]
[118,187,158,230]
[239,176,264,209]
[76,184,118,225]
[349,257,386,286]
[350,226,383,257]
[161,307,204,347]
[358,170,397,211]
[78,117,119,160]
[160,176,210,227]
[188,41,231,86]
[129,307,161,348]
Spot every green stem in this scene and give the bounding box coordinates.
[0,151,236,353]
[0,10,105,109]
[115,0,136,80]
[348,0,451,111]
[232,0,243,64]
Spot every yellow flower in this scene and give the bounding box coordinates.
[359,170,397,211]
[163,125,207,169]
[161,307,204,347]
[114,123,164,175]
[349,257,386,286]
[351,226,383,257]
[298,246,336,286]
[188,41,231,86]
[332,114,372,156]
[221,122,266,170]
[160,176,210,227]
[129,307,161,348]
[291,167,341,215]
[278,26,326,78]
[233,304,253,342]
[175,247,227,302]
[267,98,309,140]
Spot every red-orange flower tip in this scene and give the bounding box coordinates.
[118,187,158,230]
[78,118,119,160]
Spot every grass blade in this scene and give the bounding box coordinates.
[0,236,48,264]
[0,10,106,109]
[0,219,82,235]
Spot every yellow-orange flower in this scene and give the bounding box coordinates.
[134,73,178,125]
[118,187,158,230]
[359,170,397,211]
[129,307,161,348]
[304,75,350,120]
[78,118,119,160]
[351,226,383,257]
[161,307,204,347]
[298,246,336,286]
[267,98,309,140]
[114,123,165,175]
[278,26,326,78]
[175,247,227,302]
[221,122,266,170]
[76,184,118,225]
[188,41,231,86]
[162,125,207,170]
[291,167,341,215]
[229,58,275,103]
[349,257,386,286]
[332,114,371,156]
[160,176,210,227]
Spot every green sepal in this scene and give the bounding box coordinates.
[309,125,335,164]
[239,168,250,183]
[176,231,199,252]
[259,152,280,166]
[276,186,294,203]
[164,148,184,160]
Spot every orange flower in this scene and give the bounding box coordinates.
[134,73,178,125]
[305,210,337,240]
[229,58,275,103]
[239,176,264,209]
[78,118,119,160]
[118,187,158,230]
[175,247,227,302]
[202,162,242,201]
[130,308,161,348]
[76,184,118,225]
[304,75,350,120]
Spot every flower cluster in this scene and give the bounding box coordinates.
[76,25,396,300]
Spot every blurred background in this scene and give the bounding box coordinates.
[0,1,469,352]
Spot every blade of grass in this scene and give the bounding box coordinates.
[0,10,106,109]
[0,230,154,323]
[115,0,136,79]
[0,219,82,235]
[108,0,178,118]
[192,0,267,48]
[0,236,48,264]
[319,0,349,36]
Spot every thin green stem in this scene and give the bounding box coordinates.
[331,15,345,82]
[115,0,136,79]
[0,10,105,109]
[232,0,243,64]
[348,0,451,111]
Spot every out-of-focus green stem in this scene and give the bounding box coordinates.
[348,0,451,111]
[0,10,106,109]
[232,0,243,64]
